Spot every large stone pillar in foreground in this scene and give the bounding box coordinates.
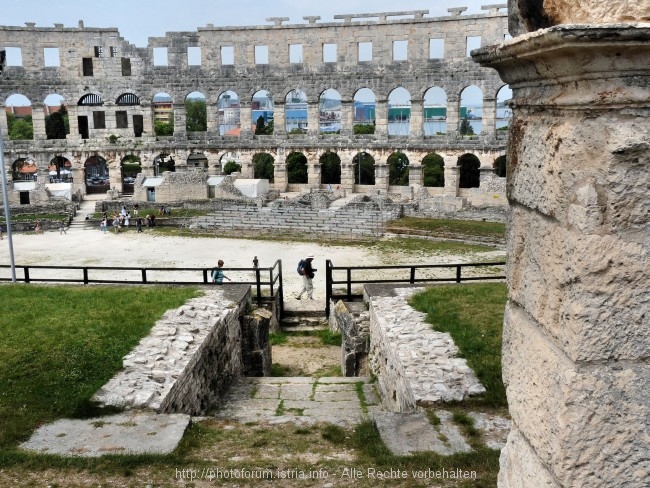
[474,18,649,488]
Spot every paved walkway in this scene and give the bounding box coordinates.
[215,376,379,427]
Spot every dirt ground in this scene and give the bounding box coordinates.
[0,224,505,297]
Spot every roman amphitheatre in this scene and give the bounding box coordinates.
[1,1,648,488]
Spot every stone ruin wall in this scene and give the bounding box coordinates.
[476,2,649,487]
[0,6,510,212]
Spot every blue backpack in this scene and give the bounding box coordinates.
[297,259,305,275]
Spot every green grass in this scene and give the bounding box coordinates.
[371,237,495,255]
[0,213,69,223]
[387,217,505,240]
[351,420,500,487]
[409,283,508,408]
[0,284,199,451]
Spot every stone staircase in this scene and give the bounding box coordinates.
[190,205,394,237]
[281,307,328,332]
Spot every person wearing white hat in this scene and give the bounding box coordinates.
[296,253,317,300]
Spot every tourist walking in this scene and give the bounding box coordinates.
[211,260,232,284]
[112,214,120,233]
[100,217,108,233]
[136,217,143,233]
[133,203,139,216]
[253,256,259,268]
[59,219,67,235]
[296,254,317,300]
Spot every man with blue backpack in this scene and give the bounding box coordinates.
[296,253,317,300]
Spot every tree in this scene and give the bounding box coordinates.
[354,153,375,185]
[45,111,67,139]
[7,113,33,140]
[286,152,308,184]
[253,153,275,182]
[154,117,174,136]
[185,99,207,132]
[388,152,410,185]
[223,161,241,175]
[422,153,445,187]
[255,116,274,135]
[460,116,475,136]
[320,151,341,184]
[353,122,375,134]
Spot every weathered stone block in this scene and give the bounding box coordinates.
[498,428,559,488]
[506,206,649,362]
[502,303,650,487]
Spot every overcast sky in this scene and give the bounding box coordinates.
[3,0,498,47]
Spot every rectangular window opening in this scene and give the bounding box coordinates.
[82,57,93,76]
[110,46,118,58]
[94,46,104,58]
[323,43,337,63]
[393,40,408,61]
[153,47,168,66]
[466,36,481,56]
[44,47,60,67]
[289,44,302,64]
[93,111,106,129]
[187,46,201,66]
[5,47,23,67]
[358,42,372,62]
[255,45,269,65]
[121,57,131,76]
[429,39,444,59]
[221,46,234,65]
[116,111,128,129]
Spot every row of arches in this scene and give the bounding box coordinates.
[11,151,506,193]
[4,84,512,140]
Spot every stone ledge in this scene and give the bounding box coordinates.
[92,286,249,414]
[367,287,485,412]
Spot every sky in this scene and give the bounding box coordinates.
[3,0,497,47]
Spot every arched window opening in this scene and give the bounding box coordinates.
[353,88,376,134]
[84,155,108,193]
[388,87,411,136]
[319,89,341,134]
[459,86,483,135]
[286,152,308,184]
[388,152,410,186]
[253,153,275,182]
[353,152,375,185]
[423,87,447,135]
[185,91,207,132]
[320,151,341,185]
[422,153,445,187]
[458,154,481,188]
[286,89,307,134]
[253,90,274,135]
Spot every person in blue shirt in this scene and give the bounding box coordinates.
[211,260,231,284]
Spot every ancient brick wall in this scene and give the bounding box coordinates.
[0,7,509,203]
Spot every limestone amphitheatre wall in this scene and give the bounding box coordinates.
[0,6,509,202]
[477,1,649,486]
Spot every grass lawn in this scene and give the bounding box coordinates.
[0,282,508,487]
[409,282,508,408]
[387,217,506,240]
[0,284,199,451]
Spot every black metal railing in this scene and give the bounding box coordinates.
[325,259,506,317]
[0,260,284,312]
